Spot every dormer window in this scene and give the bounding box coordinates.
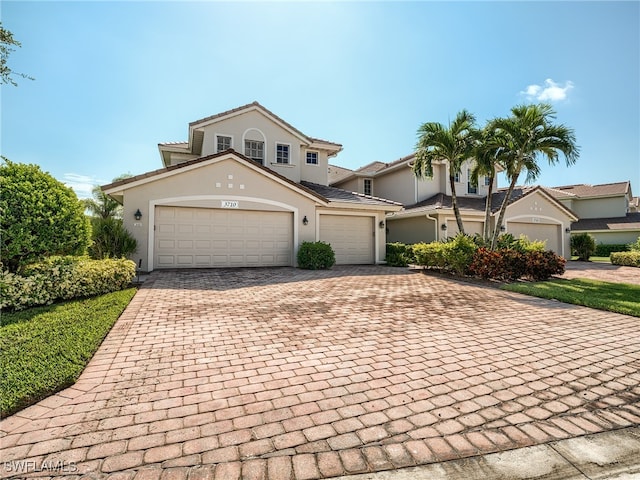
[364,178,372,196]
[245,140,264,165]
[306,151,318,165]
[216,135,232,153]
[275,143,290,164]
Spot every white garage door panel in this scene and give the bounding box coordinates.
[154,206,293,268]
[319,215,374,265]
[508,222,561,253]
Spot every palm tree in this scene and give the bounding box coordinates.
[84,186,122,219]
[489,103,579,248]
[413,110,477,235]
[471,126,503,242]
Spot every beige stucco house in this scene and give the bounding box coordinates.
[548,182,640,245]
[330,155,578,257]
[102,102,401,271]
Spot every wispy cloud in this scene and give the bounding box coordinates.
[62,173,104,199]
[521,78,574,102]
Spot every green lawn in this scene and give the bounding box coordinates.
[0,288,136,418]
[502,278,640,317]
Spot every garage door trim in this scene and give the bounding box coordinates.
[147,195,300,270]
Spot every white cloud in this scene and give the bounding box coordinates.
[62,173,104,199]
[521,78,574,102]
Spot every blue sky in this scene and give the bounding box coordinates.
[3,1,639,198]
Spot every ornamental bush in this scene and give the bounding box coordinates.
[523,250,566,280]
[385,242,416,267]
[0,160,91,272]
[441,234,478,275]
[297,241,335,270]
[610,251,640,267]
[89,217,137,260]
[469,248,564,281]
[571,233,596,261]
[0,256,136,311]
[628,237,640,252]
[412,242,446,270]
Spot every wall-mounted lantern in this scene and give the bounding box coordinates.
[500,225,506,232]
[302,215,309,226]
[441,224,447,231]
[379,221,385,229]
[565,228,571,234]
[134,209,142,221]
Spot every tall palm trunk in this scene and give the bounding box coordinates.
[490,173,520,249]
[483,175,494,242]
[449,174,465,235]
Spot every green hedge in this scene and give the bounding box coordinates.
[385,243,416,267]
[610,251,640,267]
[594,244,629,257]
[1,256,136,311]
[297,241,336,270]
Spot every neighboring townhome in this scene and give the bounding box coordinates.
[547,182,640,245]
[330,154,578,257]
[102,102,401,271]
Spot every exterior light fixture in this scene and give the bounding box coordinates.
[565,228,571,233]
[379,221,385,229]
[500,225,506,232]
[441,224,447,231]
[134,209,142,221]
[302,215,309,226]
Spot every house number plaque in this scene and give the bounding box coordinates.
[221,200,239,209]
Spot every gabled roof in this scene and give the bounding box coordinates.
[390,186,577,220]
[549,181,631,199]
[102,149,329,205]
[571,213,640,231]
[159,102,343,167]
[301,181,402,208]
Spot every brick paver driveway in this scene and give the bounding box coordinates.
[2,266,639,479]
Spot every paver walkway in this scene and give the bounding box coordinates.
[1,266,639,479]
[562,261,640,285]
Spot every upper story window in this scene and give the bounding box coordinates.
[245,140,264,164]
[216,135,232,153]
[306,151,318,165]
[275,143,290,164]
[364,178,372,196]
[454,172,461,183]
[467,169,477,194]
[485,176,491,186]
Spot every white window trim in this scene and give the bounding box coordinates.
[242,128,267,164]
[363,178,373,196]
[273,142,293,166]
[215,134,234,153]
[306,150,319,166]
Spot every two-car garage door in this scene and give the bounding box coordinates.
[154,206,293,268]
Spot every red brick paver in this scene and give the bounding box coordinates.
[1,266,639,479]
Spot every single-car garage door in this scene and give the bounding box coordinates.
[319,215,374,264]
[154,206,293,268]
[508,222,561,254]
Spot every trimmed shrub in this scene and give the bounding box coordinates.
[628,237,640,252]
[469,248,564,281]
[413,242,446,270]
[496,233,546,253]
[594,244,629,257]
[610,251,640,267]
[0,161,91,272]
[1,256,136,311]
[571,233,596,261]
[297,241,335,270]
[442,234,478,276]
[385,243,415,267]
[524,250,566,281]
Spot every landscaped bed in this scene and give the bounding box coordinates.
[502,278,640,317]
[0,288,136,418]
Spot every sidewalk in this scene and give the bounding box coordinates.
[337,426,640,479]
